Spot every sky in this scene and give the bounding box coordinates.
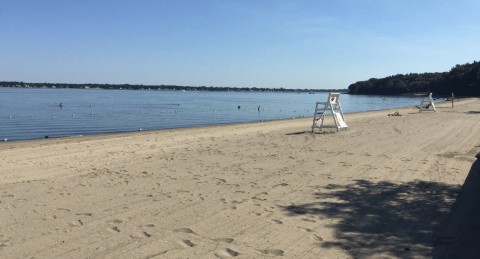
[1,0,479,89]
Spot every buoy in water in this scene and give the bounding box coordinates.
[45,136,48,139]
[72,114,74,116]
[3,138,7,142]
[9,116,12,118]
[91,113,93,116]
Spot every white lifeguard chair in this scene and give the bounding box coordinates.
[419,93,436,112]
[312,93,347,132]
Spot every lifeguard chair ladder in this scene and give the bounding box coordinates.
[419,93,436,112]
[312,92,347,132]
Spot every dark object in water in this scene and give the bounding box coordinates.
[238,106,241,109]
[45,136,49,139]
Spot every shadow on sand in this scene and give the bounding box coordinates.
[286,131,309,135]
[281,179,462,258]
[432,159,480,259]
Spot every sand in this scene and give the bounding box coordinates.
[1,98,479,259]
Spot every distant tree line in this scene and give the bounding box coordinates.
[348,60,480,96]
[0,82,347,93]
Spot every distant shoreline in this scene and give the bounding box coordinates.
[0,83,348,93]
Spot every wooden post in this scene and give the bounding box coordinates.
[452,92,454,108]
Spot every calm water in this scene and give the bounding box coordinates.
[0,88,432,142]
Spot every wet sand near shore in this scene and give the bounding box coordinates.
[1,98,479,258]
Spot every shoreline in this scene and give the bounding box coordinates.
[1,98,478,258]
[1,100,446,144]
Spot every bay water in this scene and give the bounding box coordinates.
[0,88,432,142]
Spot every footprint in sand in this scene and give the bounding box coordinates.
[212,238,234,243]
[69,220,83,227]
[106,226,120,233]
[258,249,284,256]
[301,218,316,223]
[297,227,313,232]
[129,233,144,239]
[214,248,240,257]
[76,213,92,216]
[106,219,122,224]
[312,235,324,241]
[271,219,283,224]
[138,224,155,228]
[173,228,196,234]
[179,240,194,247]
[225,248,240,257]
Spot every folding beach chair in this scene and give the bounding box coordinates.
[419,93,436,112]
[312,93,347,132]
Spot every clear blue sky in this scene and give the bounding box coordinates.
[1,0,479,89]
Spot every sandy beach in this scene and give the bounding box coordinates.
[1,98,479,258]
